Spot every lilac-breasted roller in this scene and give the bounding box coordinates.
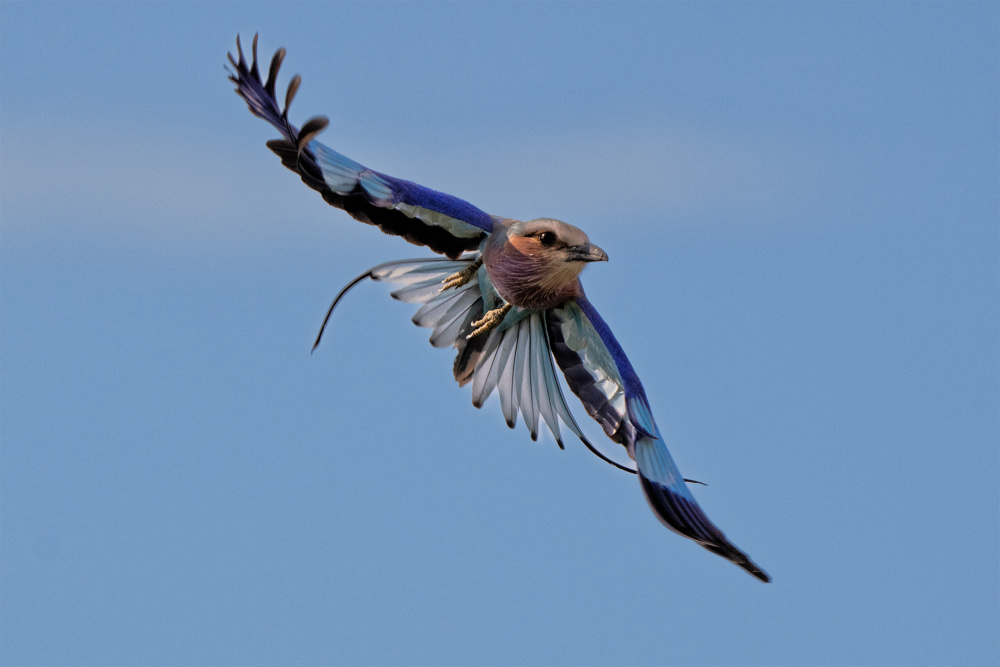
[228,36,770,582]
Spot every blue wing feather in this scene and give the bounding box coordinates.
[228,36,492,259]
[311,143,494,236]
[549,295,770,582]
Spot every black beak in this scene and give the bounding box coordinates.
[566,242,609,263]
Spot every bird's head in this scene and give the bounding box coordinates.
[506,218,609,265]
[485,218,608,309]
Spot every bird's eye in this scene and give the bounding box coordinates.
[538,231,557,247]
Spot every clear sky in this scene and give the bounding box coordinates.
[2,2,997,665]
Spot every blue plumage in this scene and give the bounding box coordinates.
[227,34,488,259]
[388,177,496,234]
[310,141,495,235]
[576,296,649,399]
[229,35,770,583]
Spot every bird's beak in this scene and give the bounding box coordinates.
[566,242,609,263]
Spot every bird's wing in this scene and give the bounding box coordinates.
[227,36,492,259]
[366,257,591,450]
[547,296,771,582]
[321,257,636,474]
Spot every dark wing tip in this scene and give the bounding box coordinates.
[228,34,298,142]
[250,33,259,77]
[640,474,770,582]
[704,537,770,582]
[265,47,286,98]
[748,564,771,583]
[284,74,301,117]
[712,546,770,582]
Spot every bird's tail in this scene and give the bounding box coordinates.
[633,434,771,583]
[319,256,597,449]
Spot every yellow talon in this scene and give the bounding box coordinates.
[440,257,483,292]
[467,303,512,339]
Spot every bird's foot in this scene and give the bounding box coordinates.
[440,257,483,292]
[467,302,512,339]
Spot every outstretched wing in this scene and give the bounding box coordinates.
[547,296,771,582]
[227,35,493,259]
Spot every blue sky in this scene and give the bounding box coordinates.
[2,2,997,665]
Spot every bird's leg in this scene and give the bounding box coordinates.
[440,257,483,292]
[467,302,512,339]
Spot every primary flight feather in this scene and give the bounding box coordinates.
[228,35,770,582]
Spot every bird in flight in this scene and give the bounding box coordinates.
[228,35,770,582]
